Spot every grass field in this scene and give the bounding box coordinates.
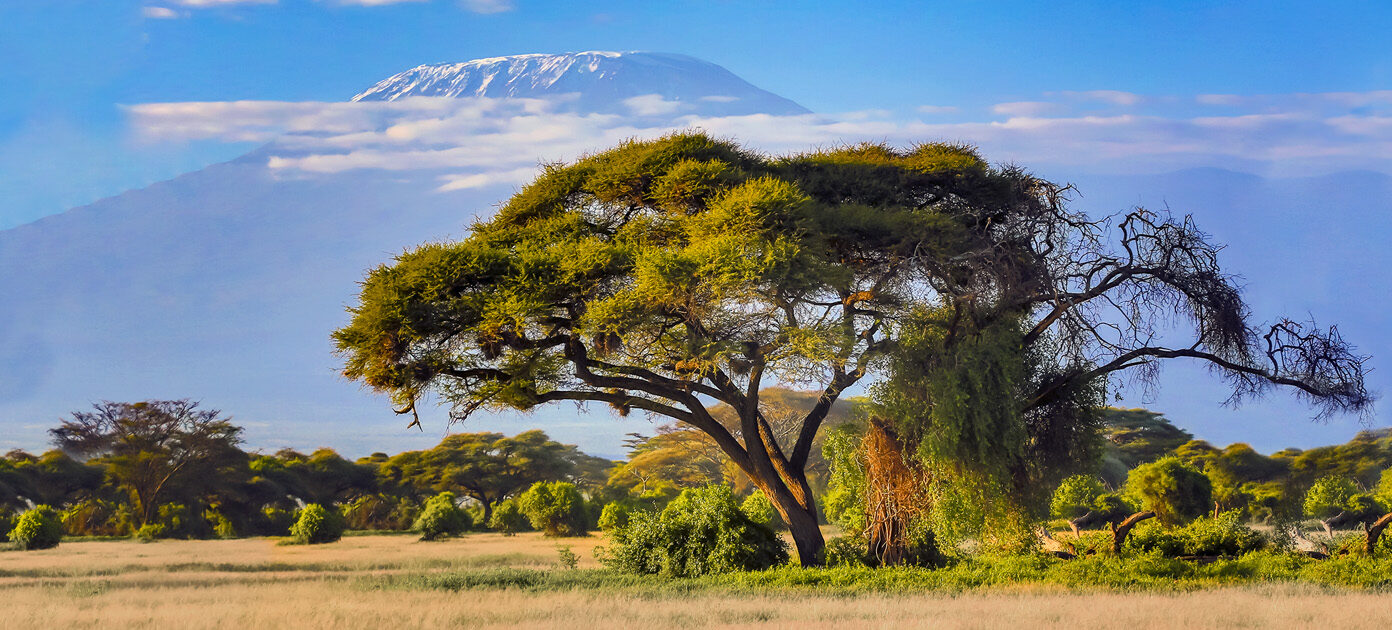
[6,533,1392,629]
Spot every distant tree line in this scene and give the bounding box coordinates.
[5,399,1390,557]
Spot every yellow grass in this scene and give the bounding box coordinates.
[5,534,1392,629]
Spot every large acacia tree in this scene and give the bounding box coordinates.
[335,133,1369,565]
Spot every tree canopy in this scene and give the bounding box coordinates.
[50,400,244,527]
[335,132,1370,565]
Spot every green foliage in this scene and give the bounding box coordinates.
[1304,475,1365,520]
[1050,475,1107,520]
[597,502,631,532]
[487,499,529,535]
[413,492,468,541]
[61,498,129,537]
[1124,511,1268,557]
[1126,457,1213,526]
[1378,468,1392,512]
[517,481,588,537]
[0,510,12,540]
[205,507,237,539]
[340,493,420,531]
[739,492,781,529]
[10,505,63,550]
[601,485,789,577]
[555,545,579,570]
[819,423,866,534]
[290,504,345,544]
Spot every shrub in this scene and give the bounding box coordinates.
[290,504,345,544]
[413,492,468,541]
[518,482,588,537]
[10,505,63,550]
[823,533,871,567]
[1125,511,1267,557]
[740,492,782,529]
[204,507,238,539]
[1126,456,1212,526]
[597,502,631,532]
[0,511,13,540]
[488,499,529,535]
[601,484,789,577]
[1304,475,1362,521]
[1051,475,1107,520]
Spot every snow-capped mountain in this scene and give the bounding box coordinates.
[352,51,810,116]
[0,53,811,456]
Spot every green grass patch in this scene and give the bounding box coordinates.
[363,553,1392,595]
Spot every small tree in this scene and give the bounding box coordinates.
[518,481,587,536]
[487,499,528,535]
[1050,475,1133,535]
[1303,475,1380,537]
[50,400,244,528]
[413,492,468,540]
[290,504,345,544]
[1126,457,1212,526]
[10,505,63,550]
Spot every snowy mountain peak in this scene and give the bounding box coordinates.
[351,51,810,116]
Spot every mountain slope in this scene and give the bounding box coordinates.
[352,52,810,116]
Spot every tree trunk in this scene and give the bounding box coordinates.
[781,498,824,567]
[1109,511,1156,554]
[480,497,494,526]
[760,475,824,567]
[1364,513,1392,555]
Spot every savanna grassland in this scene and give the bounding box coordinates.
[6,533,1392,630]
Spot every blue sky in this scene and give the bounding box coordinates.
[3,1,1392,455]
[4,0,1392,229]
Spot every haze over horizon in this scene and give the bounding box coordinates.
[3,2,1391,458]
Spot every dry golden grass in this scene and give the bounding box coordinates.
[5,534,1392,629]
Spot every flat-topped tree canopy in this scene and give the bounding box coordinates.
[334,132,1370,566]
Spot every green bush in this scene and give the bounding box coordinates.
[1051,475,1107,520]
[10,505,63,550]
[601,484,789,577]
[1125,511,1267,557]
[517,482,588,537]
[823,533,871,567]
[0,510,13,540]
[1304,475,1362,521]
[740,492,782,529]
[488,499,529,535]
[290,504,345,544]
[597,502,631,532]
[413,492,468,541]
[1126,456,1212,526]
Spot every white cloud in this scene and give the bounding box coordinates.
[623,94,684,117]
[142,6,182,18]
[700,96,740,103]
[125,89,1392,181]
[460,0,514,13]
[991,101,1062,117]
[1056,90,1144,106]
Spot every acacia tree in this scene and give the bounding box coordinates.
[383,430,578,524]
[51,400,243,527]
[334,133,1369,566]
